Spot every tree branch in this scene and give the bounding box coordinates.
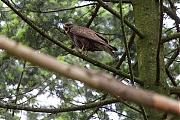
[163,5,180,24]
[11,1,97,13]
[0,36,179,115]
[86,3,100,28]
[96,0,144,38]
[155,0,163,85]
[162,32,180,43]
[0,98,118,113]
[165,68,177,87]
[166,47,180,68]
[116,32,135,69]
[12,61,26,116]
[170,87,180,96]
[88,0,180,24]
[86,0,132,3]
[119,0,134,85]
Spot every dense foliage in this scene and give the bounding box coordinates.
[0,0,179,119]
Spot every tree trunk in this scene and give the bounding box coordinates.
[132,0,169,119]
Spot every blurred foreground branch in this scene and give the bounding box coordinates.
[0,36,179,115]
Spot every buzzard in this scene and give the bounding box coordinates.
[63,22,117,57]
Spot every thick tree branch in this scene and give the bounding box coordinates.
[96,0,144,38]
[1,0,143,85]
[0,36,179,115]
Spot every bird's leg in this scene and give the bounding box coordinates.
[85,51,88,56]
[80,45,84,54]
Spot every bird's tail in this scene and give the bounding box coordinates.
[100,45,116,57]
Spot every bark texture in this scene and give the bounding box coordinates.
[132,0,169,119]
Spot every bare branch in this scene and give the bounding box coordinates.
[0,36,179,115]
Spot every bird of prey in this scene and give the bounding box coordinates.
[63,22,117,57]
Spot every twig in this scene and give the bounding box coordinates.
[138,104,148,120]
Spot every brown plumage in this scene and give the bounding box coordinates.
[63,22,117,57]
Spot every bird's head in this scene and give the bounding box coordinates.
[63,22,74,33]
